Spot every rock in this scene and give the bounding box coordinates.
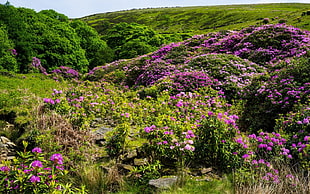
[0,136,11,144]
[91,126,114,146]
[116,163,134,172]
[149,177,178,189]
[92,127,114,139]
[120,149,138,161]
[201,167,212,174]
[126,149,138,159]
[134,158,148,166]
[0,136,17,161]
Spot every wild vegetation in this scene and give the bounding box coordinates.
[0,2,309,194]
[81,3,310,34]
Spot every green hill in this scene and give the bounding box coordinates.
[80,3,310,35]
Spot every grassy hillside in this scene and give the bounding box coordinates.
[81,3,310,35]
[1,4,310,194]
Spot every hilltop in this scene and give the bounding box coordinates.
[80,3,310,35]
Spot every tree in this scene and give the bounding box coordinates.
[0,5,90,72]
[39,9,68,22]
[70,20,114,69]
[103,22,166,60]
[0,25,17,72]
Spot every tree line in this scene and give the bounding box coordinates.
[0,3,184,73]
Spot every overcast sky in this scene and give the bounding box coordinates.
[1,0,309,18]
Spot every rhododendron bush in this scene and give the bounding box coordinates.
[2,24,309,193]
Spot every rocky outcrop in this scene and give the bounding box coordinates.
[91,126,114,146]
[0,136,16,161]
[149,177,178,189]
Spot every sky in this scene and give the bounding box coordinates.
[1,0,309,18]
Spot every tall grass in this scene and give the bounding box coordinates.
[234,162,310,194]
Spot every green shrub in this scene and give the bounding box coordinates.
[194,112,244,171]
[0,141,86,193]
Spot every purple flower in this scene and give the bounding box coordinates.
[56,166,64,170]
[30,175,40,183]
[184,144,195,151]
[50,153,63,165]
[258,159,265,164]
[0,166,10,172]
[258,144,267,148]
[176,100,183,107]
[24,169,33,173]
[242,154,250,159]
[32,147,42,153]
[31,160,43,168]
[144,126,152,133]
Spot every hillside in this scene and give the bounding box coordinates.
[0,3,310,194]
[81,3,310,35]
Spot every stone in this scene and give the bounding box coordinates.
[0,136,11,144]
[134,158,148,166]
[201,167,212,174]
[149,177,178,189]
[116,163,134,172]
[0,136,17,162]
[91,126,114,146]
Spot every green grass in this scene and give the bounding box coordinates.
[0,73,64,110]
[162,176,233,194]
[80,3,310,35]
[0,72,66,139]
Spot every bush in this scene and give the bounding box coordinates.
[239,56,310,132]
[194,111,244,171]
[0,142,85,193]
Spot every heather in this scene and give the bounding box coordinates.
[1,10,310,194]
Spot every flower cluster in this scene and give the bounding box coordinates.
[51,66,80,80]
[142,125,196,160]
[31,57,48,75]
[156,71,215,95]
[9,49,18,56]
[201,24,310,65]
[43,98,61,105]
[0,146,66,193]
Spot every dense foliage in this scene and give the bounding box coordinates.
[1,3,310,193]
[0,4,114,73]
[103,22,168,60]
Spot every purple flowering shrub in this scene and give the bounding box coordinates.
[142,125,196,163]
[51,66,80,80]
[274,103,310,169]
[154,71,215,95]
[137,89,232,167]
[188,54,266,100]
[239,56,310,132]
[31,57,48,75]
[194,111,244,171]
[134,61,180,86]
[201,24,310,65]
[234,130,309,188]
[0,142,79,193]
